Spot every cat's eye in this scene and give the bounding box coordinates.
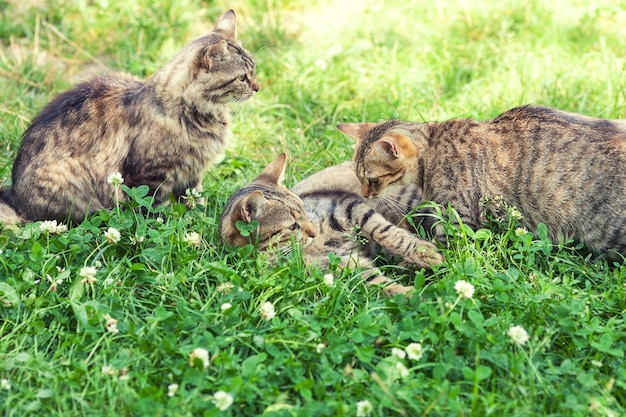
[289,223,300,230]
[237,74,247,82]
[368,177,379,184]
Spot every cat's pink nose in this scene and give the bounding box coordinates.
[361,185,369,198]
[251,79,260,92]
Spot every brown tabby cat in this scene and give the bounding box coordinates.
[339,105,626,258]
[0,10,258,225]
[220,154,442,296]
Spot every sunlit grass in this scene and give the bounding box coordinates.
[1,0,625,415]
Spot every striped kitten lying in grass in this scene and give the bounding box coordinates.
[219,154,442,296]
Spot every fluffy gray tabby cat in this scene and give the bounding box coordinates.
[0,10,258,225]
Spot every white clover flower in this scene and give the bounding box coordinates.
[316,343,326,354]
[509,207,523,221]
[156,217,164,224]
[39,220,58,233]
[103,277,116,287]
[39,220,67,234]
[104,314,119,334]
[391,347,406,360]
[167,383,179,397]
[454,280,475,299]
[104,227,121,244]
[405,342,423,361]
[182,188,203,209]
[46,274,64,292]
[101,365,117,376]
[212,390,234,411]
[79,266,98,284]
[323,273,334,287]
[187,188,202,199]
[1,378,10,390]
[189,348,210,368]
[130,234,145,245]
[591,360,603,368]
[220,302,232,312]
[106,172,124,187]
[393,362,409,379]
[217,282,235,294]
[515,227,528,236]
[356,399,373,417]
[259,301,276,321]
[507,325,529,346]
[184,232,202,248]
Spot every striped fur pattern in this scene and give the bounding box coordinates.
[220,154,442,296]
[219,153,317,251]
[0,10,258,224]
[339,105,626,258]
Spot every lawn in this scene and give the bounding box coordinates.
[1,0,625,415]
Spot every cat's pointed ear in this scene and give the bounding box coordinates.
[241,190,267,222]
[202,40,230,69]
[373,138,401,158]
[213,9,237,41]
[336,123,376,143]
[255,153,287,185]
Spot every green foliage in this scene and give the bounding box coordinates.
[1,0,626,415]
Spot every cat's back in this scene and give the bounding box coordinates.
[24,73,142,133]
[15,73,143,162]
[491,105,626,144]
[488,105,626,253]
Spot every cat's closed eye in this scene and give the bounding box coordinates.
[368,177,379,184]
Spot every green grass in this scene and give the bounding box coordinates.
[1,0,626,415]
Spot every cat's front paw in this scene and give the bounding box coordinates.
[408,241,444,268]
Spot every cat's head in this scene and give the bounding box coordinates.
[220,153,317,251]
[337,121,427,198]
[159,10,259,108]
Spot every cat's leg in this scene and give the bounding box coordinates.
[336,203,443,268]
[343,255,415,297]
[363,212,444,268]
[306,253,414,296]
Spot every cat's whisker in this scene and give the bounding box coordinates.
[376,195,407,218]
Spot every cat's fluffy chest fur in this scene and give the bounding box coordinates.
[0,10,258,224]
